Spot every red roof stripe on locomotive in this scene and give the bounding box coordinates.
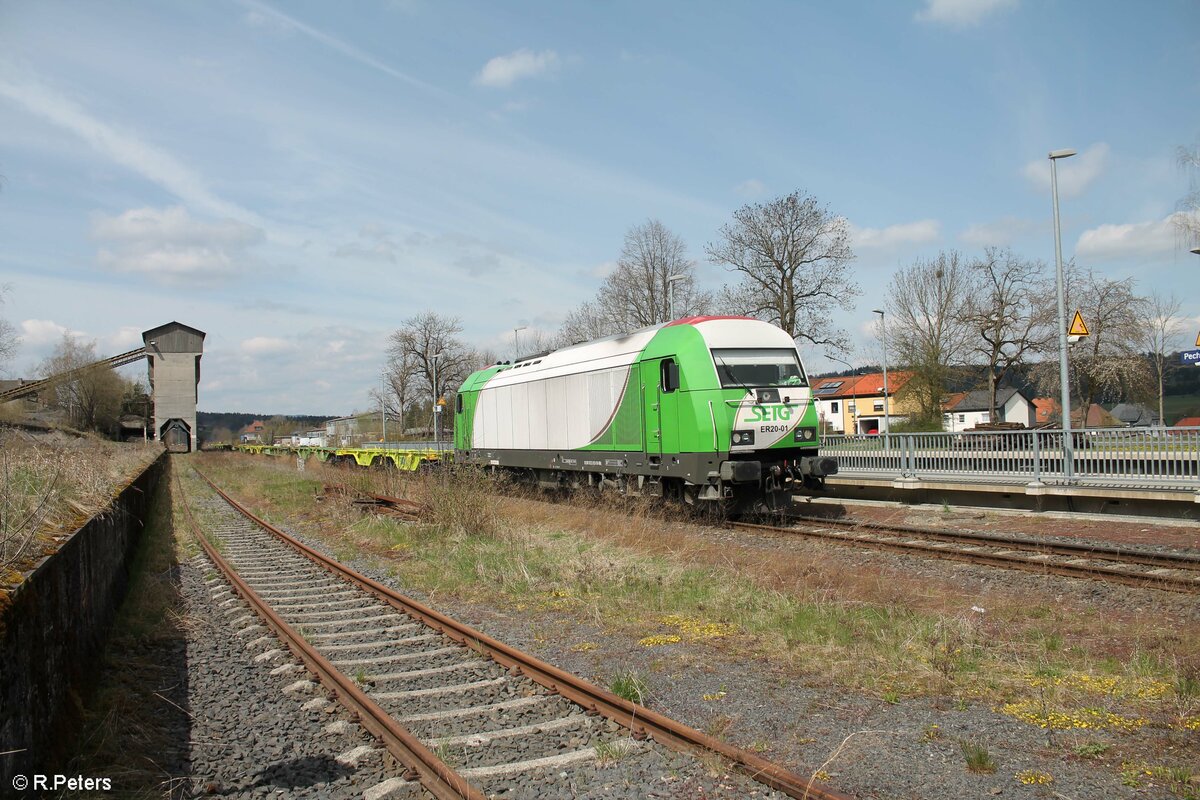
[664,315,757,327]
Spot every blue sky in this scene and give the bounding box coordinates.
[1,0,1197,415]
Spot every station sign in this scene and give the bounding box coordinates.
[1182,349,1200,366]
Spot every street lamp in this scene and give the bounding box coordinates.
[666,274,686,322]
[513,326,527,358]
[1050,147,1077,481]
[871,309,890,449]
[431,352,443,449]
[380,371,387,444]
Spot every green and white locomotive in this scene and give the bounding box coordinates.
[453,316,837,512]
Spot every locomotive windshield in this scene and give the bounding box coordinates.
[712,348,808,389]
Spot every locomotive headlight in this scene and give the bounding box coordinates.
[732,430,755,446]
[793,426,817,443]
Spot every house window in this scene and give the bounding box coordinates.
[873,400,884,412]
[848,402,856,413]
[957,414,965,423]
[981,412,990,422]
[830,401,839,414]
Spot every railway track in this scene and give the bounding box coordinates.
[733,515,1200,594]
[179,467,851,800]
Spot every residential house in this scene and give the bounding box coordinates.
[239,419,266,443]
[1107,403,1161,427]
[811,372,913,435]
[1033,397,1058,426]
[1173,416,1200,428]
[942,387,1035,431]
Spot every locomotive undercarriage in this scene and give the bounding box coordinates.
[471,447,837,516]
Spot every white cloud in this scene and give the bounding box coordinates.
[848,219,941,250]
[1021,142,1109,199]
[0,69,261,224]
[241,336,294,355]
[1075,212,1197,262]
[105,326,145,352]
[959,216,1042,247]
[475,49,560,89]
[734,179,766,198]
[19,319,73,346]
[91,206,265,284]
[915,0,1018,27]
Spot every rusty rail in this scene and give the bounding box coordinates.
[176,470,487,800]
[193,467,853,800]
[785,513,1200,571]
[733,520,1200,594]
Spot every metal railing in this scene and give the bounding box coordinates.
[821,427,1200,491]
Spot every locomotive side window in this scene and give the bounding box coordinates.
[711,348,807,389]
[456,394,463,414]
[660,359,679,393]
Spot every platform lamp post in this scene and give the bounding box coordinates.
[667,274,686,322]
[871,309,891,453]
[513,326,527,358]
[1050,148,1076,482]
[380,372,387,444]
[431,352,443,450]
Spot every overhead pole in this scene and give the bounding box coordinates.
[1049,148,1077,482]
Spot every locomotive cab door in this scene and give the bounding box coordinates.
[640,357,680,462]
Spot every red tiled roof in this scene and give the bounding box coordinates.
[811,371,912,398]
[1174,416,1200,427]
[1033,397,1058,423]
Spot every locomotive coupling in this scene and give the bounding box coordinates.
[799,456,838,477]
[719,460,762,484]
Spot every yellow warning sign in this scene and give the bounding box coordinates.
[1068,310,1089,337]
[1195,330,1200,348]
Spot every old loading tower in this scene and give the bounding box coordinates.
[142,321,204,452]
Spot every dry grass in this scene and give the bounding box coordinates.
[0,428,161,587]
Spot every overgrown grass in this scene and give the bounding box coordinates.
[960,740,997,773]
[193,451,1200,740]
[609,671,648,704]
[0,428,161,582]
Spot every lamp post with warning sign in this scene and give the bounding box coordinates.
[1050,147,1077,481]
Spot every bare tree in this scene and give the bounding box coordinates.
[378,345,421,435]
[960,249,1056,423]
[0,284,18,375]
[558,300,613,345]
[1034,268,1150,424]
[388,312,473,440]
[38,334,125,433]
[705,190,857,355]
[885,251,975,423]
[559,219,711,343]
[1137,291,1186,425]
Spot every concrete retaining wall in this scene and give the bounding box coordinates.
[0,451,167,784]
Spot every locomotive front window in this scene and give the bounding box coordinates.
[711,348,808,389]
